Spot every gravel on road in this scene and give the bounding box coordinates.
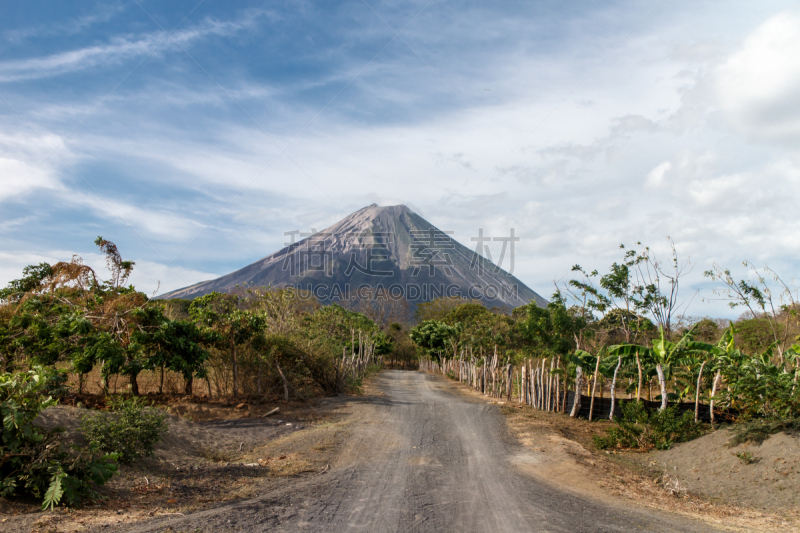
[114,371,721,533]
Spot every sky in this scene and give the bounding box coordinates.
[1,0,799,319]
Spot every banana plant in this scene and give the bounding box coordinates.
[599,349,635,419]
[785,344,800,390]
[692,326,744,422]
[565,349,597,417]
[610,325,701,410]
[731,342,800,418]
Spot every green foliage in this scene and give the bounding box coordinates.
[135,314,211,394]
[344,363,383,395]
[598,308,655,334]
[0,367,118,509]
[42,471,65,510]
[735,317,780,355]
[81,396,168,464]
[516,297,584,356]
[593,402,703,451]
[414,297,472,322]
[717,345,800,420]
[443,302,492,325]
[727,419,800,447]
[409,320,460,361]
[734,451,757,464]
[0,263,53,303]
[0,238,387,408]
[690,318,721,343]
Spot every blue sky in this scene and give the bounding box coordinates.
[1,0,799,318]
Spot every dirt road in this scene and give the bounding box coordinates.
[119,371,720,532]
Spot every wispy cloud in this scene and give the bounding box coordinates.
[2,4,125,43]
[0,15,263,83]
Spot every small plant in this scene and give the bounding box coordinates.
[734,451,758,464]
[81,396,168,464]
[594,401,703,451]
[0,367,118,510]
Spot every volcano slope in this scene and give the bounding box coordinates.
[117,371,718,533]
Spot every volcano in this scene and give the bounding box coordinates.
[158,204,546,309]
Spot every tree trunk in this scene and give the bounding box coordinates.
[610,355,621,420]
[694,362,706,422]
[185,375,193,396]
[258,357,263,396]
[159,364,165,394]
[130,373,140,396]
[555,356,561,412]
[570,366,583,417]
[710,369,721,425]
[589,355,602,421]
[231,339,239,399]
[206,377,213,399]
[101,361,109,396]
[636,353,643,403]
[276,363,289,402]
[656,363,668,411]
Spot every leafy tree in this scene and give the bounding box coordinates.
[0,263,53,303]
[515,297,584,357]
[189,292,264,399]
[409,320,460,362]
[445,302,513,355]
[705,262,799,362]
[414,297,473,322]
[135,311,212,395]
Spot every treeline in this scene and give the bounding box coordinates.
[0,238,411,402]
[413,243,800,422]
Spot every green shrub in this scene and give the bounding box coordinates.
[594,401,703,451]
[81,396,168,464]
[0,367,118,510]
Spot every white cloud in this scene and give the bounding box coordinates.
[645,161,672,189]
[713,12,800,142]
[0,130,64,201]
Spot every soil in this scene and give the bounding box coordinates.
[644,428,800,509]
[0,397,350,533]
[2,371,796,532]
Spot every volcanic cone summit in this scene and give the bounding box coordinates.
[159,204,546,308]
